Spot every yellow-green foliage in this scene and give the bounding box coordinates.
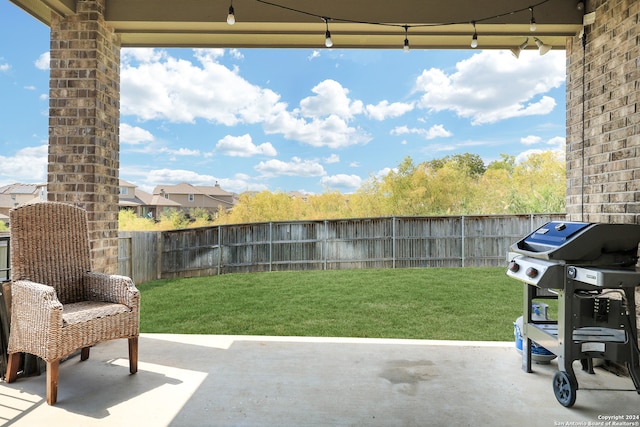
[118,209,158,231]
[216,151,566,225]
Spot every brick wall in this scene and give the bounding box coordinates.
[566,0,640,368]
[566,0,640,224]
[48,0,121,273]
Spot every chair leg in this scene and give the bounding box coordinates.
[5,353,21,383]
[80,347,90,361]
[46,360,59,405]
[128,337,138,374]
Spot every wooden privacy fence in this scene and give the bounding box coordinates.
[118,214,565,284]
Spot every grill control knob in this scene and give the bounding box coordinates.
[508,261,520,272]
[567,266,577,278]
[526,267,539,278]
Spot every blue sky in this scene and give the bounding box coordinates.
[0,1,566,195]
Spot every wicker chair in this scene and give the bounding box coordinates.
[5,201,139,405]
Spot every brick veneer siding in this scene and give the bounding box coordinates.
[566,0,640,366]
[48,0,121,273]
[566,0,640,224]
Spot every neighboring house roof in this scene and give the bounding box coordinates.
[152,182,236,209]
[119,179,137,187]
[152,182,234,197]
[0,183,46,212]
[119,185,181,208]
[0,183,41,195]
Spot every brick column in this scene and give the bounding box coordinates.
[48,0,121,273]
[566,0,640,224]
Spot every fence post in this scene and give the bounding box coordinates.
[392,217,396,269]
[155,231,162,280]
[461,216,465,268]
[530,213,534,231]
[269,222,273,272]
[217,225,222,276]
[323,220,328,270]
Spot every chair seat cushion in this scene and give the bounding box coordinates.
[62,301,131,325]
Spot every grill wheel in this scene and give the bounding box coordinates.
[553,370,577,407]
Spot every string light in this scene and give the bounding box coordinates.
[403,25,410,53]
[324,18,333,48]
[529,7,537,31]
[576,1,584,11]
[233,0,556,52]
[470,22,478,48]
[227,1,235,25]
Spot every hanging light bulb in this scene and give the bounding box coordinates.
[577,1,584,11]
[226,1,235,25]
[470,22,478,48]
[324,18,333,48]
[529,7,536,31]
[403,25,410,53]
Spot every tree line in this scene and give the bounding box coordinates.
[119,151,565,230]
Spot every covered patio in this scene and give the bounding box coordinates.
[3,0,639,425]
[2,334,638,426]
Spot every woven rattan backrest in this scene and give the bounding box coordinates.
[10,202,91,304]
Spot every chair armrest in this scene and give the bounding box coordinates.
[8,280,63,353]
[84,272,140,310]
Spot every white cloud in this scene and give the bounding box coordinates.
[547,136,566,149]
[391,124,452,140]
[160,147,202,157]
[34,52,49,70]
[299,79,363,120]
[375,167,394,179]
[320,174,362,190]
[324,154,340,164]
[122,48,169,63]
[229,49,244,60]
[121,49,371,149]
[365,100,414,121]
[216,134,277,157]
[308,50,321,61]
[263,111,371,148]
[121,48,282,125]
[0,145,48,184]
[255,157,326,177]
[515,146,565,164]
[120,123,155,145]
[0,63,9,72]
[24,85,36,91]
[521,135,542,145]
[146,168,217,186]
[415,50,565,125]
[425,124,453,139]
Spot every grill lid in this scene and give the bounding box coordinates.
[511,221,640,264]
[524,222,591,249]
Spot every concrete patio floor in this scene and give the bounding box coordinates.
[1,334,639,427]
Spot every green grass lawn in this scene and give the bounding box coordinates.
[139,267,527,341]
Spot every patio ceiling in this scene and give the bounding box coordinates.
[11,0,583,50]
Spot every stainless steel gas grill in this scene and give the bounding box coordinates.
[506,221,640,407]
